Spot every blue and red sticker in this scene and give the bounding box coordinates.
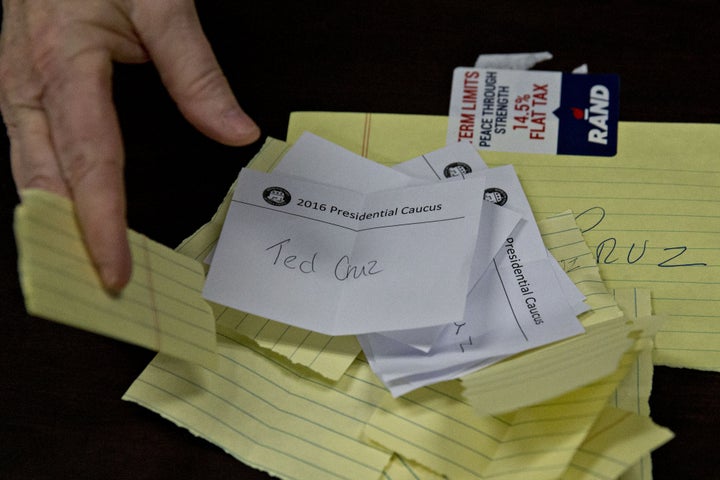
[447,68,620,157]
[555,73,619,156]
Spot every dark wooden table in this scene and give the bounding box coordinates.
[2,2,718,478]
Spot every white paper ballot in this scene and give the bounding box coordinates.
[358,256,587,396]
[271,133,584,389]
[358,158,588,395]
[278,135,523,293]
[273,134,523,350]
[275,131,424,191]
[203,168,486,335]
[360,253,588,395]
[393,140,489,179]
[382,144,525,351]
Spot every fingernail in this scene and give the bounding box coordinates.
[99,263,131,295]
[223,108,261,142]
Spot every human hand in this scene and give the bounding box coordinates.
[0,0,260,292]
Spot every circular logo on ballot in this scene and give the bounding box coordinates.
[263,186,292,206]
[484,187,508,206]
[443,162,472,178]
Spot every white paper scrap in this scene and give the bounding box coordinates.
[474,51,554,70]
[203,168,485,335]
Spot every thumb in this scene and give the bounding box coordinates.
[133,2,260,146]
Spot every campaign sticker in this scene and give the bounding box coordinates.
[447,68,619,156]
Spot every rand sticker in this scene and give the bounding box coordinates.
[447,68,619,156]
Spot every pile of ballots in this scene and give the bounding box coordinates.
[203,132,588,396]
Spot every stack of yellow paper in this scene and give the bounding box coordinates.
[122,192,671,479]
[285,113,720,372]
[17,112,715,479]
[124,131,672,479]
[14,190,217,367]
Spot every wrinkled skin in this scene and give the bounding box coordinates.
[0,0,260,291]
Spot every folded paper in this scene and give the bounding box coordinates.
[287,112,720,373]
[14,189,217,366]
[204,168,485,335]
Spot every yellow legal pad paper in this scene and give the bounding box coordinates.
[125,202,671,479]
[14,189,217,367]
[458,212,628,414]
[175,138,362,381]
[124,335,393,480]
[612,289,658,480]
[363,347,669,480]
[362,288,667,480]
[382,455,446,480]
[563,407,673,480]
[539,211,623,326]
[287,113,720,372]
[125,336,671,480]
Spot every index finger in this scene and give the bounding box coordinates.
[41,49,132,292]
[134,1,260,147]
